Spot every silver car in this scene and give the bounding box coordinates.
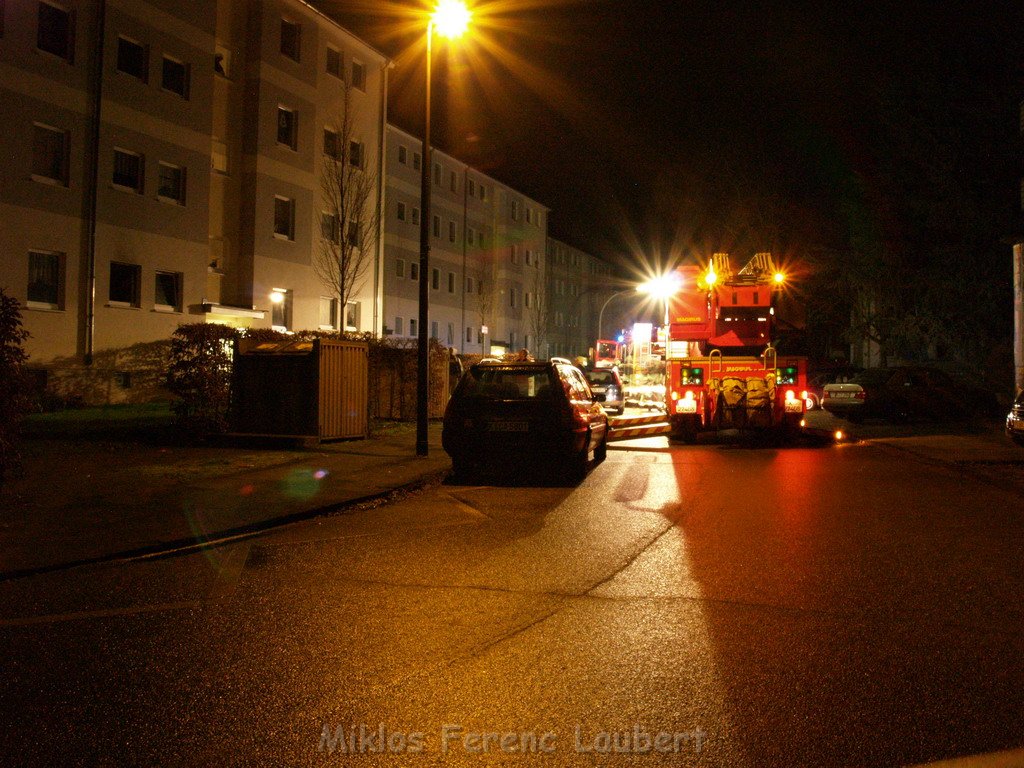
[583,368,624,415]
[1006,392,1024,445]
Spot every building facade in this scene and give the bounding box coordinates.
[544,237,615,360]
[382,124,549,357]
[0,0,387,392]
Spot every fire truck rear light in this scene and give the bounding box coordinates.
[784,390,796,401]
[800,390,808,399]
[682,390,695,402]
[670,390,679,401]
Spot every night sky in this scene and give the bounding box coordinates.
[326,1,1023,276]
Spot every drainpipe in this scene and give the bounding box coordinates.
[83,0,106,365]
[460,164,468,354]
[1015,242,1024,395]
[374,61,392,337]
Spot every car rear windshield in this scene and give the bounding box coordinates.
[460,367,556,399]
[584,370,615,386]
[851,369,894,386]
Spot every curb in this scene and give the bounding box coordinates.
[0,466,451,584]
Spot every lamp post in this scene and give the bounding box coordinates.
[417,0,470,457]
[597,289,635,342]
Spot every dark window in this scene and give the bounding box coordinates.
[116,37,147,81]
[351,60,365,90]
[326,47,342,78]
[321,212,340,243]
[431,268,439,290]
[323,128,340,159]
[31,124,68,184]
[273,197,294,239]
[154,271,182,310]
[27,251,62,308]
[113,149,143,192]
[161,56,189,98]
[349,140,363,168]
[37,2,72,61]
[109,262,141,306]
[280,19,300,61]
[346,219,360,247]
[157,163,185,204]
[277,107,297,149]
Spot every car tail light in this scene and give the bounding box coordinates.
[823,390,831,399]
[855,391,866,400]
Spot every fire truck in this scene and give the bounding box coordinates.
[665,253,807,442]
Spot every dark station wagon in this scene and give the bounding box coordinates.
[442,359,609,482]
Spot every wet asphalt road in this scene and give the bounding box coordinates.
[0,436,1022,767]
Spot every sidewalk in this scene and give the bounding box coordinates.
[0,422,450,580]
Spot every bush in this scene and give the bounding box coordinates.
[0,289,31,484]
[165,323,240,435]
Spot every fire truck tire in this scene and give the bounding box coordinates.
[670,415,699,444]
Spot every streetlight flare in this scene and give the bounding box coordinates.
[433,0,471,39]
[773,271,786,284]
[704,268,718,287]
[637,273,681,298]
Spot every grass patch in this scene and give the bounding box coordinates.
[23,402,176,440]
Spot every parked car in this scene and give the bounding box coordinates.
[442,359,609,482]
[822,366,973,423]
[805,366,862,410]
[1006,391,1024,445]
[582,367,625,415]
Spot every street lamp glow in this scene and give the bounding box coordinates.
[704,268,718,287]
[637,273,681,299]
[433,0,470,39]
[269,290,285,304]
[773,271,785,284]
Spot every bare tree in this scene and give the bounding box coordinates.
[314,86,380,329]
[525,261,549,357]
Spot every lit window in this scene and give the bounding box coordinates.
[271,288,292,330]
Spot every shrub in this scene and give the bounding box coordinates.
[0,289,30,484]
[165,323,240,435]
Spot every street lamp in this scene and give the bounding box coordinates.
[597,289,635,342]
[417,0,470,457]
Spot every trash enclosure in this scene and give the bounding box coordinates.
[230,338,368,441]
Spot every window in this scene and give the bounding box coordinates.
[271,288,292,330]
[409,318,417,336]
[273,196,294,240]
[448,272,455,293]
[467,178,475,197]
[431,268,439,290]
[117,37,148,82]
[398,145,408,164]
[396,258,405,278]
[510,245,519,265]
[432,215,440,238]
[347,219,361,247]
[466,227,474,246]
[326,47,342,78]
[411,207,420,226]
[319,296,338,329]
[479,184,486,201]
[450,171,457,192]
[112,148,144,193]
[509,330,516,348]
[525,292,532,309]
[447,323,454,345]
[37,2,73,62]
[433,162,441,186]
[349,140,363,169]
[448,220,456,242]
[410,262,419,280]
[511,199,519,221]
[351,59,365,90]
[280,19,300,61]
[27,251,63,310]
[161,56,189,98]
[525,249,532,266]
[509,289,517,308]
[344,301,360,330]
[109,262,141,306]
[157,162,185,204]
[214,46,230,77]
[431,321,438,339]
[526,207,532,224]
[323,128,340,160]
[211,140,228,174]
[394,317,404,336]
[31,124,68,185]
[465,276,475,293]
[397,201,406,221]
[466,326,473,343]
[321,212,340,243]
[277,107,297,149]
[154,270,182,311]
[412,152,421,171]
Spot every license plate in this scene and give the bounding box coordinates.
[488,421,528,432]
[832,392,855,398]
[784,400,803,412]
[677,400,697,414]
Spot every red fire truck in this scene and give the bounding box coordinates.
[665,253,807,442]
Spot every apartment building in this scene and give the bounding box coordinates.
[545,237,615,360]
[0,0,387,394]
[382,124,549,356]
